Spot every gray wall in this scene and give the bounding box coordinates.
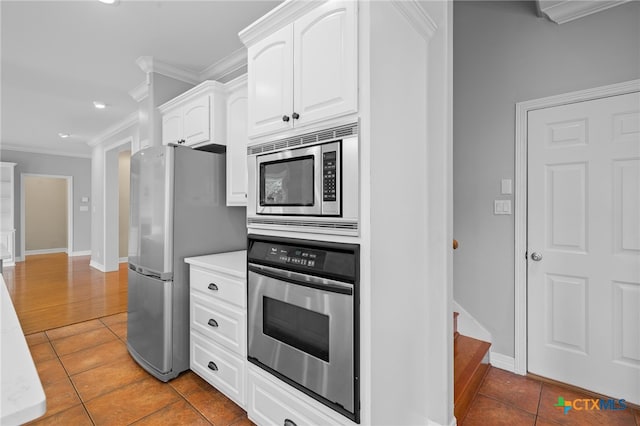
[0,150,92,258]
[453,1,640,356]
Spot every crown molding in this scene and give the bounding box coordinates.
[135,56,200,85]
[129,80,148,102]
[238,0,326,46]
[0,144,92,159]
[87,112,139,147]
[391,0,437,40]
[200,47,248,81]
[537,0,630,24]
[223,73,248,93]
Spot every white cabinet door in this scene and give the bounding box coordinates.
[247,25,294,138]
[161,112,182,145]
[226,86,249,206]
[293,1,358,127]
[182,95,211,146]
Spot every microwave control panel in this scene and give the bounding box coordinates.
[323,151,337,202]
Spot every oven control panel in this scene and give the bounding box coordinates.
[264,245,326,270]
[248,237,358,282]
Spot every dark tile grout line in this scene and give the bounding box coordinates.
[469,368,640,426]
[31,317,253,426]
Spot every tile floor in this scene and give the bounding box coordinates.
[462,367,640,426]
[24,312,640,426]
[24,313,253,426]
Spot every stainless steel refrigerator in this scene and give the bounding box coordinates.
[127,144,246,382]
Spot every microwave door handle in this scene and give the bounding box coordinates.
[248,263,353,295]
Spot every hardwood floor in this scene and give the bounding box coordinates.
[3,253,128,334]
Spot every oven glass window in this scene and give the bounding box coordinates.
[260,156,314,206]
[263,296,329,362]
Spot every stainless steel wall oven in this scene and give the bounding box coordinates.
[247,235,360,423]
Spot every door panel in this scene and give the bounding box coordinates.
[129,146,173,275]
[294,1,357,127]
[528,91,640,404]
[247,25,293,138]
[127,269,173,374]
[183,95,210,146]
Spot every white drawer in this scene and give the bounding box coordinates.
[191,293,246,356]
[190,333,246,408]
[247,365,345,426]
[190,265,246,308]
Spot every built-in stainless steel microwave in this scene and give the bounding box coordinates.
[247,123,359,236]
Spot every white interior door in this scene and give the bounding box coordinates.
[527,91,640,404]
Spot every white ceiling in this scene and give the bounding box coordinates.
[0,0,282,158]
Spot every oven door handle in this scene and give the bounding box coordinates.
[248,263,353,295]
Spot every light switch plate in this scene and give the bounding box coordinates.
[494,200,512,215]
[79,205,89,212]
[501,179,512,195]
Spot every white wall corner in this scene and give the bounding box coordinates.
[489,351,517,374]
[453,300,492,343]
[89,260,106,272]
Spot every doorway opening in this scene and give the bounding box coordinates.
[103,137,132,272]
[21,174,73,257]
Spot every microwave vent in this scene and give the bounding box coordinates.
[248,122,359,155]
[247,217,359,236]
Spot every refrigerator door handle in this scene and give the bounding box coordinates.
[129,263,173,281]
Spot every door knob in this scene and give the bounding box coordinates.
[531,252,543,261]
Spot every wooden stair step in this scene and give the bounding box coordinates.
[454,334,491,422]
[453,311,460,340]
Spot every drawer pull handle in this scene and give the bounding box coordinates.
[284,419,297,426]
[208,361,218,371]
[208,283,218,291]
[207,318,219,328]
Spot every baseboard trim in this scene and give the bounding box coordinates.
[25,248,68,255]
[427,417,457,426]
[70,250,91,257]
[89,260,106,272]
[490,351,516,373]
[119,257,128,263]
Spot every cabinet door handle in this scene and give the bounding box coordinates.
[291,112,300,120]
[178,139,185,144]
[207,318,219,328]
[207,361,218,371]
[208,283,218,291]
[284,419,297,426]
[282,115,290,122]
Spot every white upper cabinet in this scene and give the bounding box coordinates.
[161,112,182,146]
[248,25,294,137]
[225,76,249,206]
[159,81,226,148]
[245,1,357,139]
[182,95,211,146]
[293,1,358,128]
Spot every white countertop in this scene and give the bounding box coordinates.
[0,274,46,425]
[184,250,247,278]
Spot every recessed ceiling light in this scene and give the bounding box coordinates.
[98,0,118,4]
[93,101,107,109]
[58,133,71,139]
